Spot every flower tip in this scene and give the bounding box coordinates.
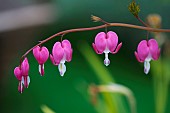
[144,71,148,75]
[91,15,101,22]
[144,68,149,75]
[18,90,23,94]
[104,63,109,66]
[116,42,122,51]
[128,1,140,17]
[39,64,44,76]
[23,76,30,88]
[58,63,66,77]
[18,81,24,94]
[18,89,23,94]
[60,72,64,77]
[104,58,110,66]
[144,61,150,75]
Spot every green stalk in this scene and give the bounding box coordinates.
[98,84,137,113]
[151,57,169,113]
[78,41,128,113]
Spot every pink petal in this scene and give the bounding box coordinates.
[148,39,160,60]
[52,42,64,64]
[18,81,24,94]
[33,46,49,64]
[64,48,73,62]
[137,40,149,61]
[94,32,107,53]
[62,40,71,49]
[111,42,122,54]
[39,46,49,64]
[50,54,58,65]
[33,46,40,61]
[92,43,102,54]
[106,31,118,52]
[62,40,73,62]
[134,51,143,62]
[14,67,22,80]
[21,58,29,76]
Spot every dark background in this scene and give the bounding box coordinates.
[0,0,170,113]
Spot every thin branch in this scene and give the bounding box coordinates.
[136,16,149,27]
[135,16,150,40]
[20,22,170,63]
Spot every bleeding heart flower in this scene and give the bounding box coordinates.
[50,40,73,76]
[14,57,30,93]
[14,66,24,93]
[21,58,30,88]
[135,39,160,74]
[92,31,122,66]
[33,46,49,76]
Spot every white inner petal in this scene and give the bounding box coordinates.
[58,63,66,77]
[21,76,24,85]
[144,60,150,74]
[104,53,110,66]
[104,46,110,53]
[143,53,152,74]
[42,64,44,70]
[27,76,30,87]
[145,52,152,62]
[39,64,44,75]
[60,59,66,64]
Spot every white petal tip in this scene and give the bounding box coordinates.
[39,64,44,76]
[144,61,150,75]
[144,70,149,74]
[26,76,30,88]
[58,63,66,77]
[104,58,110,66]
[60,71,65,76]
[105,64,109,66]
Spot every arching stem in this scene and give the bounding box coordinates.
[20,21,170,65]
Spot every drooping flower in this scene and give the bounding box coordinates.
[50,40,73,76]
[134,39,160,74]
[33,46,49,76]
[14,67,24,93]
[14,57,30,93]
[92,31,122,66]
[20,58,30,88]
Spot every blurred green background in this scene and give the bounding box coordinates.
[1,0,170,113]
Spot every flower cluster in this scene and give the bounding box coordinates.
[14,58,30,93]
[14,31,160,93]
[14,39,72,93]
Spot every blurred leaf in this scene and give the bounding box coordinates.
[41,105,56,113]
[78,41,128,113]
